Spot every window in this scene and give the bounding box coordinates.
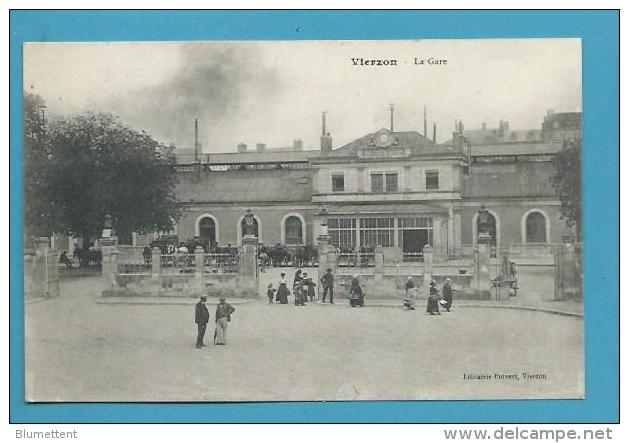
[199,217,216,244]
[331,174,345,192]
[359,217,395,247]
[328,218,356,249]
[371,172,398,193]
[385,173,398,192]
[426,170,439,190]
[525,212,547,243]
[371,173,383,193]
[398,217,433,254]
[284,216,303,245]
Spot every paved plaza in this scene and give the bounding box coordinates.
[25,271,584,402]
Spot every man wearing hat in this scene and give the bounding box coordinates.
[195,295,210,349]
[320,268,335,304]
[214,296,236,345]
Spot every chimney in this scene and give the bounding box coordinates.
[498,120,509,137]
[321,132,333,155]
[423,105,427,138]
[293,139,304,151]
[433,123,437,143]
[482,122,487,131]
[452,120,465,152]
[390,103,395,132]
[320,111,333,155]
[256,143,266,152]
[237,143,247,153]
[194,118,200,163]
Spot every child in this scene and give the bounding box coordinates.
[267,283,276,304]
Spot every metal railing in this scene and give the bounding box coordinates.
[336,252,375,268]
[160,253,195,274]
[115,245,148,262]
[117,262,151,274]
[203,253,240,273]
[402,252,424,262]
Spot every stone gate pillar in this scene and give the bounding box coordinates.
[474,233,491,291]
[32,237,60,298]
[422,244,433,285]
[149,246,161,296]
[240,235,258,290]
[374,245,384,281]
[317,222,336,285]
[100,237,118,290]
[193,246,206,294]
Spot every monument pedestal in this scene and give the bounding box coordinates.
[473,233,491,292]
[240,235,258,296]
[100,237,118,290]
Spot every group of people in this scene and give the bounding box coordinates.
[404,276,454,315]
[194,295,236,348]
[267,269,321,305]
[195,271,456,347]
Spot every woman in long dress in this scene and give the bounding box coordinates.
[348,276,364,307]
[403,276,416,310]
[426,281,441,315]
[277,272,290,304]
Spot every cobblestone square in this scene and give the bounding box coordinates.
[25,271,584,402]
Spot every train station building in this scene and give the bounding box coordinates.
[164,110,581,258]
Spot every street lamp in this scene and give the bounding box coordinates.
[317,206,328,225]
[317,206,329,237]
[244,208,255,237]
[477,204,490,237]
[102,214,113,239]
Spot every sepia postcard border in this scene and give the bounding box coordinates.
[8,9,620,423]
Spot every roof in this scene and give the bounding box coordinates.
[463,162,558,198]
[470,142,562,157]
[176,149,320,165]
[543,112,582,128]
[442,129,542,146]
[176,169,313,203]
[329,130,440,157]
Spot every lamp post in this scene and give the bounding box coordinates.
[474,204,493,295]
[240,208,258,291]
[316,205,334,283]
[317,206,329,238]
[102,214,113,239]
[477,205,490,238]
[243,208,255,238]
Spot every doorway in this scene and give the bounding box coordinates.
[402,229,429,253]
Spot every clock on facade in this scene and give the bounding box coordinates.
[373,130,394,147]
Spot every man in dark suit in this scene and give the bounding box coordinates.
[195,295,210,348]
[320,268,335,304]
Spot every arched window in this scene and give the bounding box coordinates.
[199,217,216,244]
[284,216,303,245]
[476,211,497,247]
[241,217,259,238]
[525,212,547,243]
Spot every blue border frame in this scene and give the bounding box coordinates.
[9,10,619,423]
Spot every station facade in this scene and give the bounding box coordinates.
[169,111,581,257]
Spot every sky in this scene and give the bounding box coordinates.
[23,39,582,152]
